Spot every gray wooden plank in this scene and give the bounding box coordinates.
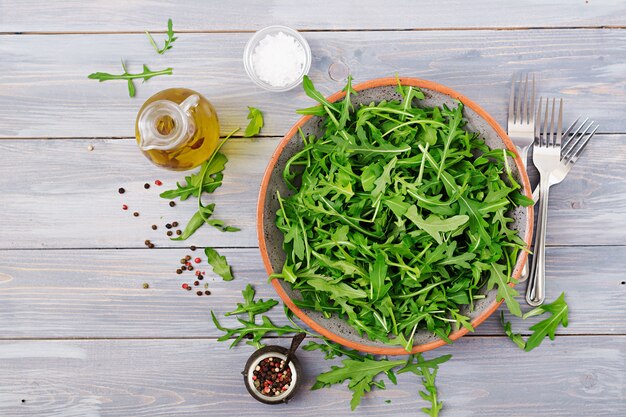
[0,246,623,339]
[0,336,623,417]
[1,0,625,32]
[1,30,626,138]
[0,135,624,249]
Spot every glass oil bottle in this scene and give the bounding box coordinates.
[135,88,220,170]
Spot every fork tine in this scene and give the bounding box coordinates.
[508,75,515,123]
[563,117,590,152]
[522,74,529,124]
[535,96,542,143]
[530,74,535,124]
[516,74,523,124]
[564,122,597,160]
[547,97,556,146]
[556,98,563,147]
[561,116,582,150]
[564,124,598,165]
[543,98,550,146]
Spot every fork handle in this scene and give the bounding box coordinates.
[526,178,550,306]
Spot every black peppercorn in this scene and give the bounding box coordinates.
[194,281,199,286]
[196,291,203,296]
[169,201,176,207]
[167,231,173,236]
[176,269,182,274]
[118,187,125,194]
[148,243,155,249]
[166,223,172,229]
[176,230,182,235]
[172,221,179,227]
[133,212,139,217]
[180,259,186,264]
[190,245,196,251]
[205,290,211,295]
[188,265,194,271]
[185,255,191,261]
[144,240,151,246]
[144,183,150,189]
[181,266,187,271]
[151,225,157,230]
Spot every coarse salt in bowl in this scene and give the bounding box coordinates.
[243,25,312,92]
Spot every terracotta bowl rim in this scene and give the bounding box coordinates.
[257,76,534,355]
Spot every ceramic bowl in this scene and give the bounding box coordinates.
[257,77,533,354]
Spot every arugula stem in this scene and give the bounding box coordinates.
[197,128,240,222]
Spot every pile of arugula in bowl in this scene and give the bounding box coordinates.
[272,76,533,351]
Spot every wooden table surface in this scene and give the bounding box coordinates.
[1,2,625,416]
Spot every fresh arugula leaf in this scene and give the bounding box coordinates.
[88,61,172,97]
[170,203,215,241]
[523,292,569,351]
[500,311,526,350]
[211,311,300,348]
[487,263,522,317]
[244,106,264,137]
[159,153,227,200]
[145,18,177,54]
[166,129,239,241]
[315,357,406,411]
[204,247,233,281]
[398,353,450,417]
[300,75,339,113]
[500,293,569,352]
[225,284,278,320]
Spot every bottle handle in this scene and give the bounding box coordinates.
[179,94,199,114]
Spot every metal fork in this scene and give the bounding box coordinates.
[526,98,599,306]
[508,73,535,281]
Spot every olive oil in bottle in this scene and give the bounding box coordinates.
[135,88,220,170]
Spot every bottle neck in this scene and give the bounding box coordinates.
[138,94,199,151]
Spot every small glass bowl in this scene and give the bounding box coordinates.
[243,25,312,92]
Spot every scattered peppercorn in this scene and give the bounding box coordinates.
[190,245,197,251]
[198,275,203,280]
[176,269,182,275]
[144,183,150,189]
[172,221,179,227]
[166,223,172,229]
[148,243,155,249]
[118,187,125,194]
[151,225,157,230]
[122,204,128,210]
[133,212,139,217]
[196,291,203,296]
[187,286,192,291]
[176,230,182,236]
[182,283,189,289]
[188,265,194,271]
[182,266,187,271]
[169,201,176,207]
[144,240,151,246]
[194,257,201,264]
[185,255,191,261]
[180,259,186,264]
[194,281,199,286]
[167,231,173,236]
[155,180,163,186]
[142,283,149,289]
[205,290,211,295]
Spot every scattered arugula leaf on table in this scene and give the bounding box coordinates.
[501,292,569,352]
[225,284,278,320]
[205,247,234,281]
[164,128,240,240]
[244,107,264,137]
[88,61,172,97]
[145,18,177,54]
[398,354,451,417]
